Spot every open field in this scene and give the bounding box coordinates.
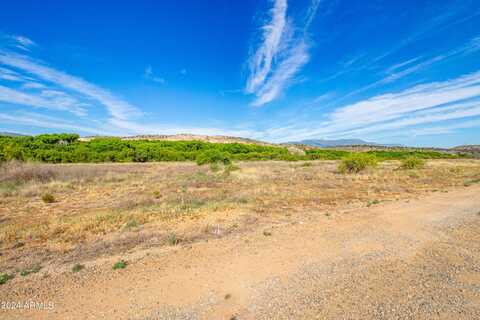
[1,159,480,319]
[1,159,480,270]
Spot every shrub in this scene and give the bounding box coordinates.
[41,193,55,203]
[133,150,149,162]
[0,272,13,285]
[196,150,231,166]
[113,260,127,270]
[72,263,84,273]
[400,157,425,170]
[338,154,378,173]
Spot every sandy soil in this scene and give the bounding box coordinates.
[3,159,480,274]
[2,184,479,319]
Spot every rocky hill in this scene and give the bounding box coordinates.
[79,134,275,146]
[452,145,480,157]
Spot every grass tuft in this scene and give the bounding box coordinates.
[20,264,41,277]
[113,260,127,270]
[367,199,380,207]
[167,233,180,246]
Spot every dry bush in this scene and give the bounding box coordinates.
[0,161,141,198]
[0,161,57,185]
[41,193,56,203]
[0,161,144,186]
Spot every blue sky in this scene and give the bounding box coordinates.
[0,0,479,147]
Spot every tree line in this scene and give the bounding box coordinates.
[0,134,463,164]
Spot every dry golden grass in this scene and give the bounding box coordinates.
[1,159,480,270]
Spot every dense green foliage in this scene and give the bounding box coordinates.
[365,150,459,160]
[0,134,292,163]
[338,154,378,173]
[195,149,232,165]
[0,134,465,164]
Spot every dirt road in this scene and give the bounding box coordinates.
[3,185,480,319]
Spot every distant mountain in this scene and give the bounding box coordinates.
[0,131,26,137]
[452,145,480,150]
[286,138,382,147]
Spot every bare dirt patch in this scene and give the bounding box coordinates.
[1,181,479,319]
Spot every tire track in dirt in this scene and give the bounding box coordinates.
[2,185,480,319]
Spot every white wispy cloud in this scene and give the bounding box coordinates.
[21,81,46,89]
[408,118,480,136]
[251,39,309,106]
[246,0,288,94]
[0,111,111,135]
[245,0,320,106]
[144,65,166,84]
[383,57,423,74]
[330,71,480,129]
[0,85,87,116]
[332,99,480,138]
[259,70,480,142]
[340,54,366,69]
[313,91,336,104]
[377,55,445,85]
[382,36,480,83]
[0,66,34,82]
[0,51,141,122]
[11,35,36,51]
[0,38,262,138]
[328,35,480,107]
[368,4,475,66]
[303,0,322,30]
